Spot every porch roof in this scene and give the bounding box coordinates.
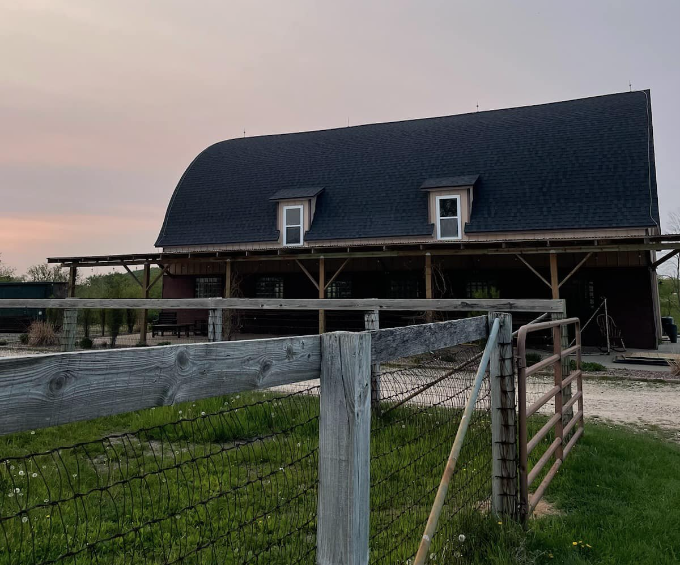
[47,233,680,268]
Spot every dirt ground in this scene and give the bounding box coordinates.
[527,373,680,434]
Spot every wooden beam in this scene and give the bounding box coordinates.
[224,260,232,297]
[0,335,322,436]
[425,253,433,323]
[558,252,593,289]
[651,249,680,269]
[0,297,566,312]
[319,257,325,333]
[140,263,151,345]
[123,265,144,289]
[295,259,319,290]
[68,265,77,297]
[324,258,350,291]
[147,263,171,291]
[515,255,552,289]
[549,254,559,299]
[370,316,488,363]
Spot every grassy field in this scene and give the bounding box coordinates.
[0,384,492,565]
[1,388,678,565]
[464,423,680,565]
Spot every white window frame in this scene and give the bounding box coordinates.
[283,204,304,246]
[435,195,462,241]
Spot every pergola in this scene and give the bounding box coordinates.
[48,232,680,341]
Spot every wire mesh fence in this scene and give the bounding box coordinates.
[0,384,320,565]
[369,343,492,565]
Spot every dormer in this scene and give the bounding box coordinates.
[420,175,478,240]
[269,187,324,246]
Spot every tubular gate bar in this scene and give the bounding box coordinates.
[516,317,584,521]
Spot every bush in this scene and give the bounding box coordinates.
[0,340,7,346]
[525,352,543,366]
[19,333,28,345]
[570,359,606,372]
[157,341,172,346]
[79,337,93,349]
[27,321,58,346]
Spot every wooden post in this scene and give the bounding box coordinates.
[61,308,78,352]
[208,308,223,342]
[67,266,77,297]
[317,331,371,565]
[140,263,151,345]
[549,255,572,430]
[224,260,232,340]
[489,312,517,518]
[364,310,381,409]
[318,257,326,334]
[549,254,559,300]
[425,253,433,323]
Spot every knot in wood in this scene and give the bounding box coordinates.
[49,371,72,396]
[176,349,190,369]
[260,358,273,376]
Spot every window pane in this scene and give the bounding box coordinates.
[439,198,458,218]
[256,276,284,299]
[439,217,459,238]
[286,226,301,245]
[285,207,301,226]
[195,277,222,298]
[327,280,352,299]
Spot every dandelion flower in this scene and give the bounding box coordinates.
[14,488,20,493]
[572,542,578,546]
[201,412,206,416]
[30,431,35,435]
[22,516,28,523]
[18,470,25,476]
[32,473,37,478]
[458,534,466,543]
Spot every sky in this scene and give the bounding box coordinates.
[1,0,679,274]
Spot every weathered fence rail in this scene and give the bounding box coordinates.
[0,310,518,565]
[0,297,563,311]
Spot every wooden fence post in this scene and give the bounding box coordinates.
[553,301,573,430]
[364,310,381,409]
[61,309,78,352]
[318,331,371,565]
[489,312,517,518]
[208,308,223,342]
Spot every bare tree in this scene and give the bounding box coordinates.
[0,254,20,282]
[25,264,68,282]
[659,210,680,312]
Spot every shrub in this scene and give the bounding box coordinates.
[157,341,172,346]
[0,340,7,346]
[79,337,93,349]
[570,359,606,372]
[27,321,58,346]
[19,333,28,345]
[525,352,543,366]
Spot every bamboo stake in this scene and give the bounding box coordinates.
[413,317,501,565]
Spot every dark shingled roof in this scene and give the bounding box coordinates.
[420,175,480,190]
[156,91,659,247]
[269,186,324,201]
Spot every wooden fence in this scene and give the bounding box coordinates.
[0,311,517,565]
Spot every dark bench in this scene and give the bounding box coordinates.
[151,312,191,338]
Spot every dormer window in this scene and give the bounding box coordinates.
[283,205,304,246]
[436,195,461,240]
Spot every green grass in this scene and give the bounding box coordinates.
[1,396,678,564]
[462,422,680,564]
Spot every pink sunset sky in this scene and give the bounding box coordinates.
[2,0,679,274]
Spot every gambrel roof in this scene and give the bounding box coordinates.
[156,91,659,247]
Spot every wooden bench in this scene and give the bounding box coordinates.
[151,312,191,338]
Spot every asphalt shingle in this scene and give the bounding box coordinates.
[155,91,659,247]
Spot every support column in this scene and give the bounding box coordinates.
[60,308,78,352]
[68,266,78,297]
[319,256,325,334]
[364,310,380,409]
[224,260,233,340]
[549,254,572,430]
[489,312,517,518]
[140,262,150,345]
[425,253,433,323]
[208,308,223,342]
